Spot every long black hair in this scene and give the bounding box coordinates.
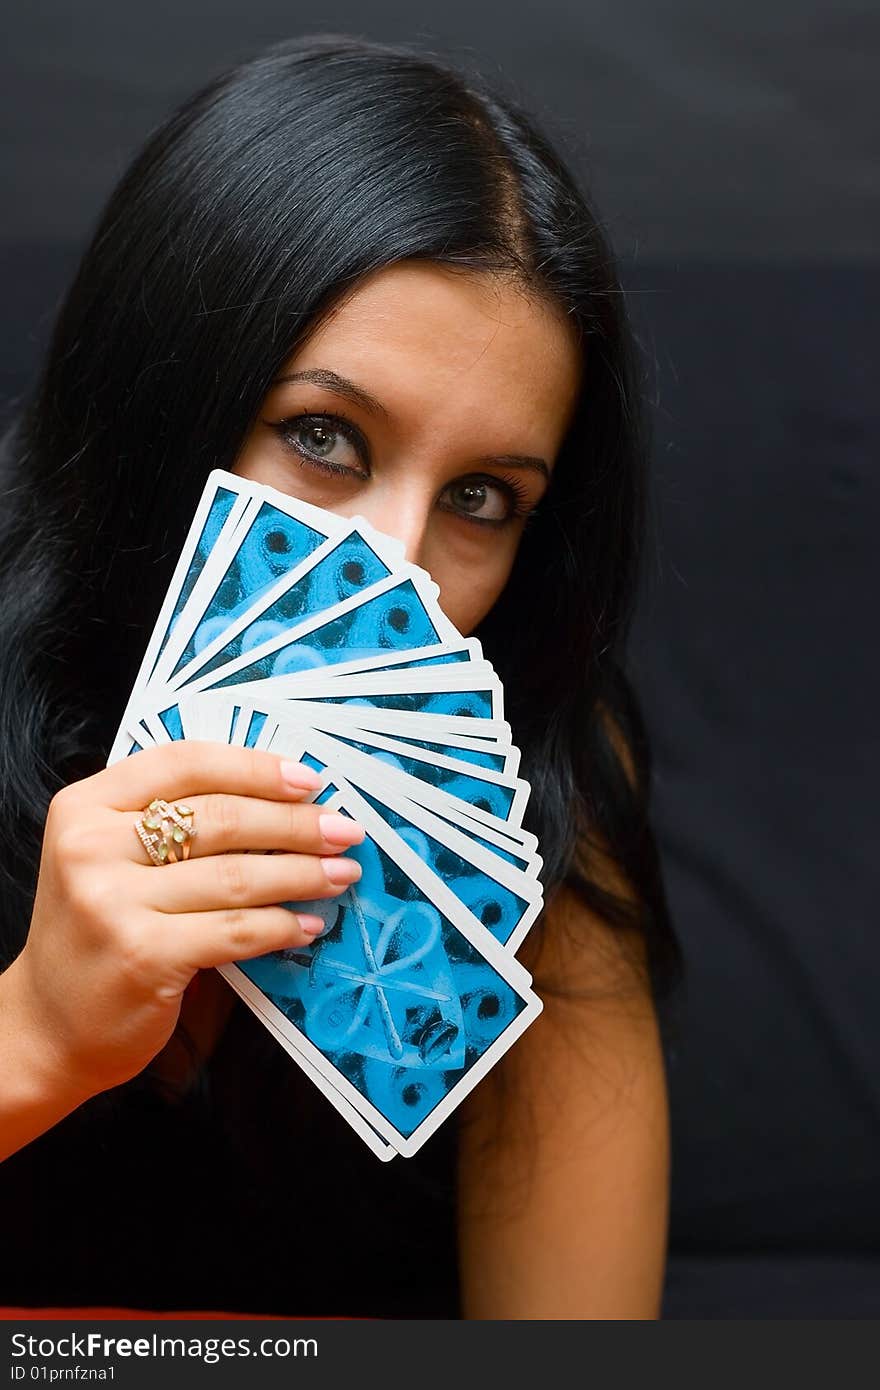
[0,34,679,1046]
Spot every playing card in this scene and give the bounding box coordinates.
[222,779,542,1157]
[186,691,512,748]
[165,518,407,688]
[109,469,546,1158]
[260,714,540,865]
[152,485,346,687]
[165,566,460,696]
[261,727,543,953]
[291,723,526,823]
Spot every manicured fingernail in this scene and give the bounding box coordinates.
[298,913,326,936]
[319,812,365,847]
[279,759,322,791]
[322,856,362,886]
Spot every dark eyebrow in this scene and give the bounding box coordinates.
[271,367,391,421]
[271,366,551,479]
[471,454,550,482]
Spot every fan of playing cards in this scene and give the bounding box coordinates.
[108,470,544,1160]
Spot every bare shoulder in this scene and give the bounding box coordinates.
[459,702,660,1159]
[456,812,669,1317]
[457,688,661,1166]
[455,695,668,1316]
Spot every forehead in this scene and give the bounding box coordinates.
[278,261,583,449]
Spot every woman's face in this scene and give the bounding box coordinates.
[234,261,582,635]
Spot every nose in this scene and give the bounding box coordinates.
[356,480,432,569]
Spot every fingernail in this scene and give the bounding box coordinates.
[280,759,322,791]
[322,856,362,886]
[298,913,327,936]
[319,812,365,847]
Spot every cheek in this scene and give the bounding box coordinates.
[426,545,517,636]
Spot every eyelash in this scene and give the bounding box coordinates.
[273,410,367,480]
[440,473,534,529]
[270,411,537,528]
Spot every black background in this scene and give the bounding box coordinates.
[3,2,879,1317]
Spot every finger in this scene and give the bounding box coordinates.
[125,796,365,862]
[161,904,333,972]
[144,847,362,914]
[70,741,322,812]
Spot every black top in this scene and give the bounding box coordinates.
[0,993,461,1317]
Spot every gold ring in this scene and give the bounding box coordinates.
[134,798,197,865]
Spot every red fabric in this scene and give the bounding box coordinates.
[0,1308,355,1320]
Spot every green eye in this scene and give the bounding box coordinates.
[274,412,367,477]
[441,476,524,526]
[296,421,336,456]
[449,481,494,515]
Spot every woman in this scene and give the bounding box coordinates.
[0,33,678,1318]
